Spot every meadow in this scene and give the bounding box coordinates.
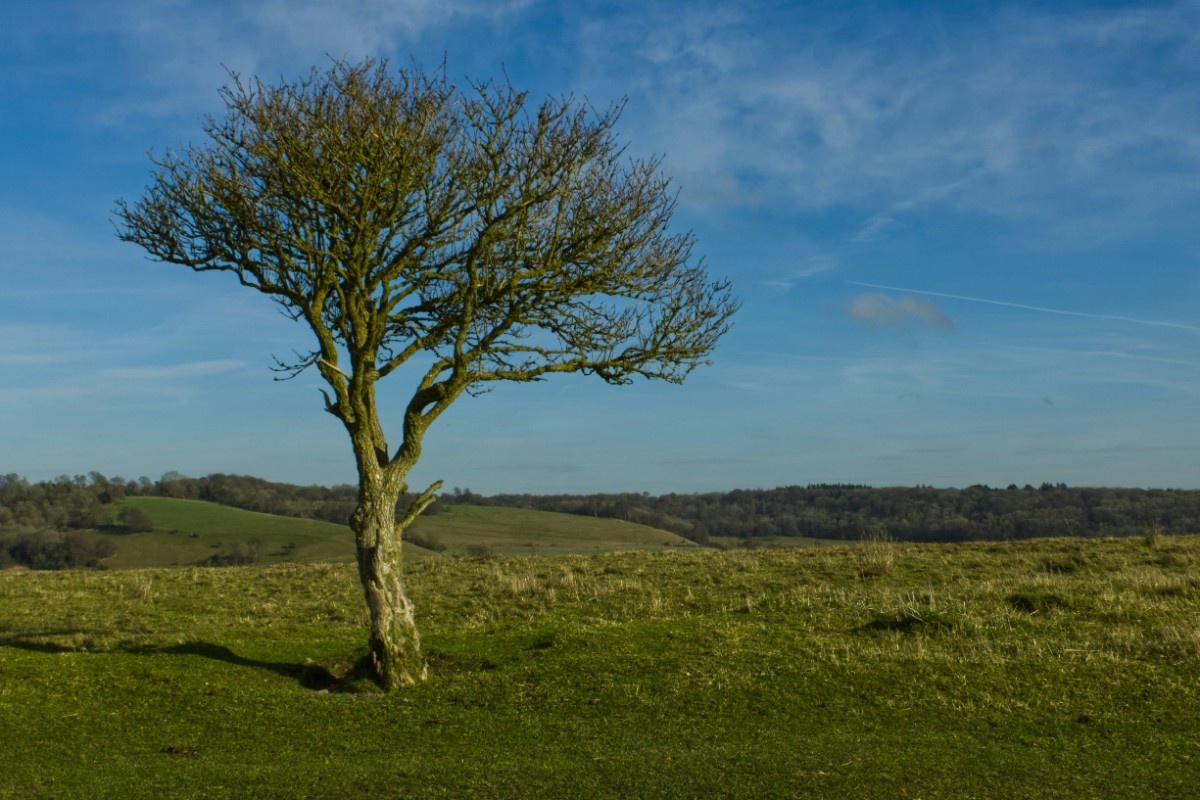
[2,531,1198,798]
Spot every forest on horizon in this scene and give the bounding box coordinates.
[3,470,1199,570]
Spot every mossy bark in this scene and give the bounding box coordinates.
[351,479,426,691]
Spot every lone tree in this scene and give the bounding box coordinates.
[116,58,737,691]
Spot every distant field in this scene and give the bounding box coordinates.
[91,498,694,568]
[94,497,363,569]
[2,535,1197,798]
[411,503,697,555]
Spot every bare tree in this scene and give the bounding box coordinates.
[115,58,738,691]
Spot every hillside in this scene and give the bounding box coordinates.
[410,503,697,555]
[95,497,360,568]
[91,497,694,569]
[1,535,1197,798]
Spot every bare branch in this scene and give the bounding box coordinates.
[318,358,352,380]
[395,480,444,534]
[115,54,737,500]
[270,349,319,381]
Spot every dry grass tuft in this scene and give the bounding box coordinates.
[856,529,896,578]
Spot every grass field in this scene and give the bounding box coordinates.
[1,534,1198,798]
[96,497,361,568]
[410,503,697,555]
[93,498,694,568]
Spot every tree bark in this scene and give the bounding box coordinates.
[350,476,427,690]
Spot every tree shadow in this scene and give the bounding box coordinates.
[0,635,339,691]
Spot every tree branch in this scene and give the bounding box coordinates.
[318,357,352,380]
[395,480,444,534]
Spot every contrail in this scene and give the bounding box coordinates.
[846,281,1200,335]
[995,343,1200,369]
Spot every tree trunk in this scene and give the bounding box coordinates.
[350,477,427,691]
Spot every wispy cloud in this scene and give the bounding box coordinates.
[574,2,1200,245]
[983,344,1200,399]
[242,0,537,53]
[846,281,1200,335]
[79,0,537,126]
[0,323,102,367]
[0,305,260,410]
[101,360,248,381]
[0,359,250,410]
[839,347,1155,406]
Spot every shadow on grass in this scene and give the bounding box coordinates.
[0,635,339,691]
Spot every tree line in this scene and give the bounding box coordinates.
[0,472,135,569]
[5,472,1199,570]
[471,483,1200,544]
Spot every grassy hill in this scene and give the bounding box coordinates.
[410,503,697,555]
[1,534,1197,798]
[93,497,696,568]
[97,497,360,568]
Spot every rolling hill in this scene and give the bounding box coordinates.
[93,497,696,569]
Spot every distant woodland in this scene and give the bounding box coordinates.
[3,471,1199,569]
[463,483,1200,544]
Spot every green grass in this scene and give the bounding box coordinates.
[411,504,698,555]
[1,535,1198,798]
[95,497,361,568]
[91,499,691,568]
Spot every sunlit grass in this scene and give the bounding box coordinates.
[2,535,1198,798]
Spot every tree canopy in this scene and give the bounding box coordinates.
[115,57,737,690]
[117,59,735,479]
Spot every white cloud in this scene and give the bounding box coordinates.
[895,296,953,330]
[847,293,953,330]
[79,0,538,126]
[573,1,1200,246]
[243,0,537,57]
[847,293,906,328]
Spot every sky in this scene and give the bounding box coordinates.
[2,0,1199,494]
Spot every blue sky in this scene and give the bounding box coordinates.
[3,0,1199,493]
